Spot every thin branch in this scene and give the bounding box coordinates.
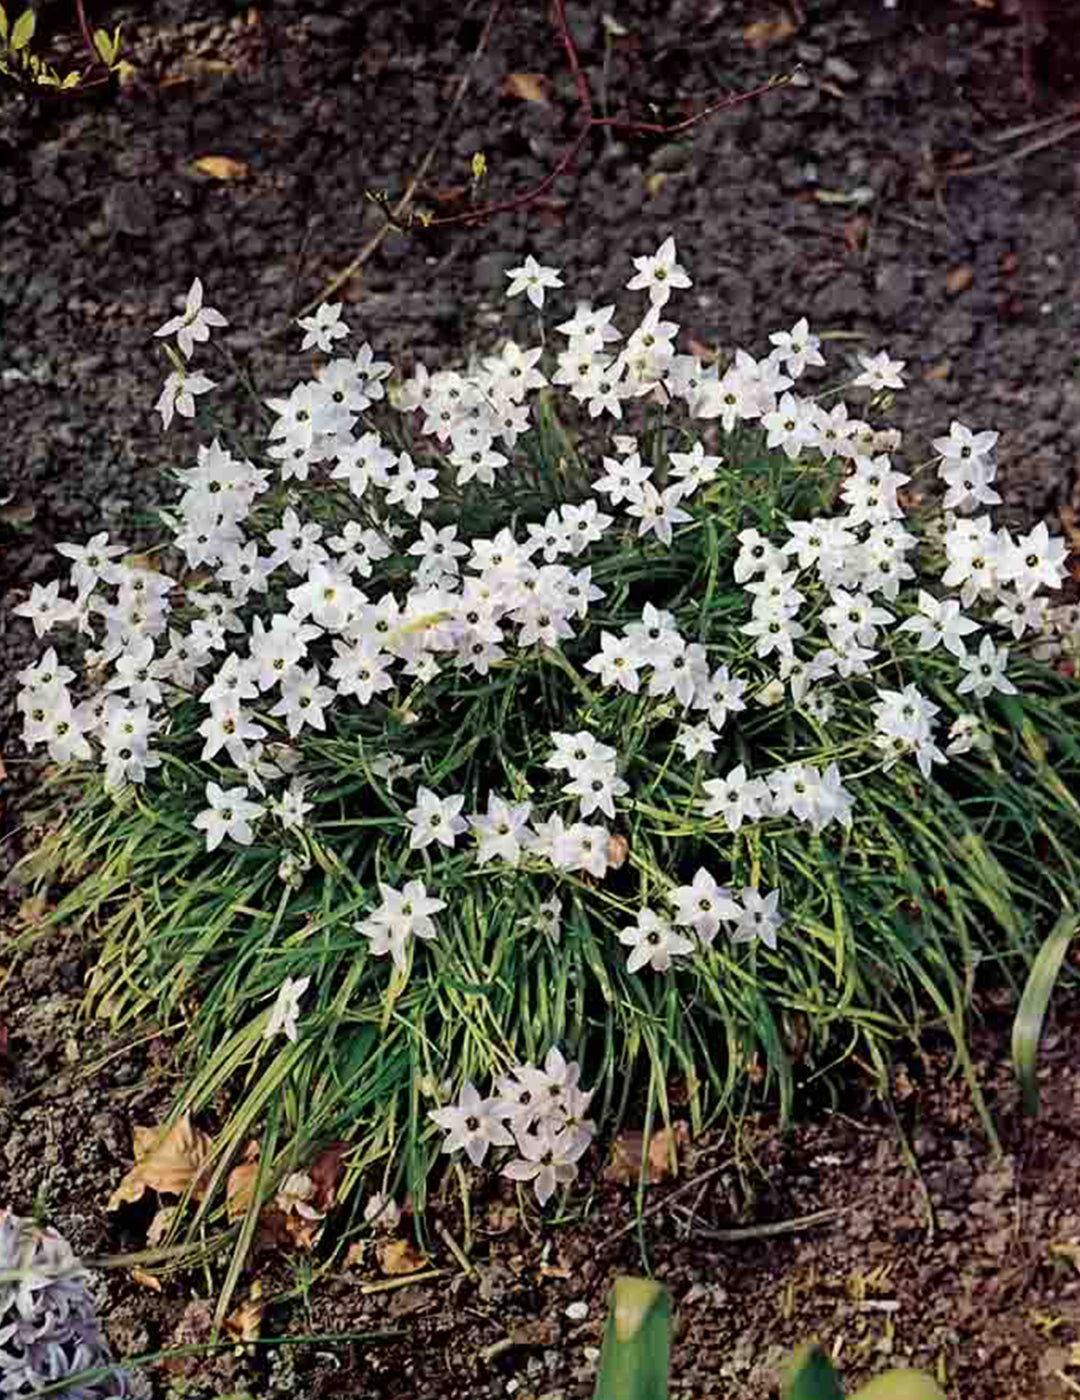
[947,118,1080,179]
[73,0,97,63]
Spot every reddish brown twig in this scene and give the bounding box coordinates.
[73,0,98,63]
[430,0,794,229]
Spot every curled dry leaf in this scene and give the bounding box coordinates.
[307,1139,349,1213]
[606,832,630,870]
[502,72,549,103]
[147,1205,179,1247]
[225,1280,264,1345]
[743,13,797,50]
[0,496,36,527]
[190,154,250,181]
[603,1121,691,1185]
[376,1238,427,1276]
[108,1113,213,1211]
[130,1267,162,1293]
[226,1140,262,1221]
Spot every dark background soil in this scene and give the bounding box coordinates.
[3,2,1080,1396]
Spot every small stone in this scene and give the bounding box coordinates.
[825,56,860,84]
[565,1300,588,1321]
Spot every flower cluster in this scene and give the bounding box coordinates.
[620,869,784,970]
[428,1048,595,1206]
[0,1211,129,1399]
[12,236,1074,1066]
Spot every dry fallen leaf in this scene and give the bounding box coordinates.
[376,1238,427,1276]
[307,1140,349,1212]
[0,496,36,527]
[108,1113,213,1210]
[843,213,870,254]
[344,1240,366,1269]
[603,1122,690,1185]
[606,832,630,870]
[743,13,797,50]
[130,1267,162,1292]
[146,1206,179,1247]
[191,154,250,181]
[225,1281,264,1345]
[945,264,974,296]
[226,1141,262,1221]
[502,72,549,103]
[925,359,952,382]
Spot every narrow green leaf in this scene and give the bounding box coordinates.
[592,1276,669,1400]
[10,6,34,49]
[0,5,9,44]
[782,1343,846,1400]
[1012,910,1077,1117]
[93,27,113,63]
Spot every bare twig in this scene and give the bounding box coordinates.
[601,1158,735,1247]
[948,119,1080,180]
[73,0,97,64]
[670,1201,852,1243]
[991,100,1080,144]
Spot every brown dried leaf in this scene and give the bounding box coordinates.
[191,154,250,181]
[843,214,869,254]
[603,1122,689,1185]
[743,13,797,50]
[945,264,974,296]
[308,1140,349,1212]
[284,1216,322,1250]
[648,1122,689,1182]
[925,359,951,382]
[376,1238,427,1275]
[503,72,549,103]
[226,1141,261,1221]
[606,833,629,870]
[344,1240,366,1269]
[130,1267,162,1292]
[0,497,36,527]
[108,1113,213,1210]
[225,1281,264,1344]
[146,1206,179,1247]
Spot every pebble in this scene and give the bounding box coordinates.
[824,55,860,84]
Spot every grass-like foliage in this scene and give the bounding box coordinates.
[13,243,1080,1290]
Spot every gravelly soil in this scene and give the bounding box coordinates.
[3,2,1080,1396]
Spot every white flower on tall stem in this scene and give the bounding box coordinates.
[154,277,228,359]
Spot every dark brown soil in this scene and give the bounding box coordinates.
[3,3,1080,1397]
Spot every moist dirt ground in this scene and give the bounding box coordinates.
[2,2,1080,1397]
